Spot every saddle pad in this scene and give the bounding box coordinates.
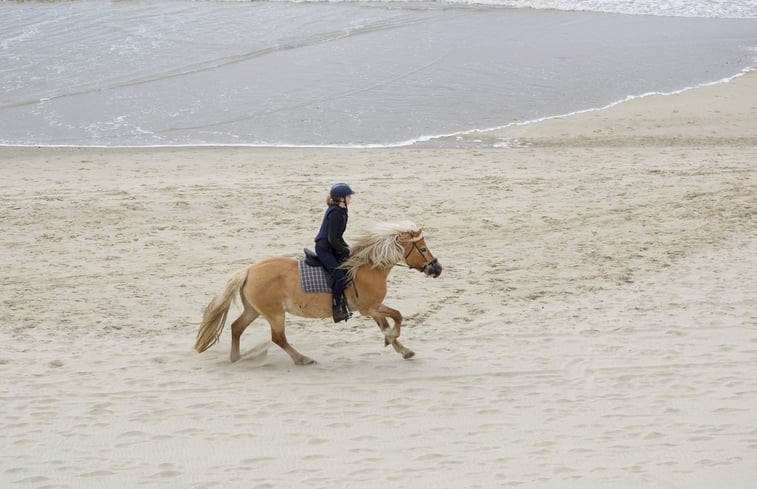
[298,260,331,294]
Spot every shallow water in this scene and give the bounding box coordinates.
[1,1,756,147]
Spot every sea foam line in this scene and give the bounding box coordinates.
[411,66,757,147]
[1,67,754,150]
[221,0,757,20]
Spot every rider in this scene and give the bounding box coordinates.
[315,183,355,323]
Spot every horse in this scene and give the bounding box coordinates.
[194,221,442,365]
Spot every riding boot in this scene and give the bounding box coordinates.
[332,298,351,323]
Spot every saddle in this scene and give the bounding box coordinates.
[303,248,322,268]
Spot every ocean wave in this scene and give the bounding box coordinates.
[228,0,757,19]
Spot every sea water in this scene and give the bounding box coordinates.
[1,0,756,147]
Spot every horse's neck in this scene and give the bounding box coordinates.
[356,263,393,281]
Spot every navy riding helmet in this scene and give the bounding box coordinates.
[330,182,355,200]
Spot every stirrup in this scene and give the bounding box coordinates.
[332,301,352,323]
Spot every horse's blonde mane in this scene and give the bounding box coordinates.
[340,221,420,280]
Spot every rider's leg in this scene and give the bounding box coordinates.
[315,245,351,323]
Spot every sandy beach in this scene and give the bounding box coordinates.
[1,72,756,488]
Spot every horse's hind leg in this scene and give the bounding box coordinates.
[267,313,314,365]
[230,308,259,363]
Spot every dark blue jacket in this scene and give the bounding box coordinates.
[314,205,349,257]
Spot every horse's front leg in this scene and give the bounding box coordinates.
[373,304,414,360]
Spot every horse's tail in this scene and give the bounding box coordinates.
[194,267,249,353]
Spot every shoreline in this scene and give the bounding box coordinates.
[2,66,755,151]
[443,67,757,147]
[451,66,757,145]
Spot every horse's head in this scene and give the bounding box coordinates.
[401,228,442,278]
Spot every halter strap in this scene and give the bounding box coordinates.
[404,236,436,273]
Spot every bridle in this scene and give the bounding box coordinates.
[403,234,438,273]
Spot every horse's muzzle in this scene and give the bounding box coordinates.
[424,258,442,278]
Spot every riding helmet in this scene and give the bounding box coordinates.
[330,182,355,200]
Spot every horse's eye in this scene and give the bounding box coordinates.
[420,247,427,252]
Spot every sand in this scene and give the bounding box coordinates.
[1,72,756,488]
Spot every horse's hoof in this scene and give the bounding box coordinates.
[298,357,316,365]
[402,351,415,360]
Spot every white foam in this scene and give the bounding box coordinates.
[413,66,757,147]
[0,65,752,151]
[0,65,751,150]
[445,0,757,19]
[231,0,757,20]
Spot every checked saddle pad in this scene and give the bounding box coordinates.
[298,260,331,294]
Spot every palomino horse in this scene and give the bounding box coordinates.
[194,221,442,364]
